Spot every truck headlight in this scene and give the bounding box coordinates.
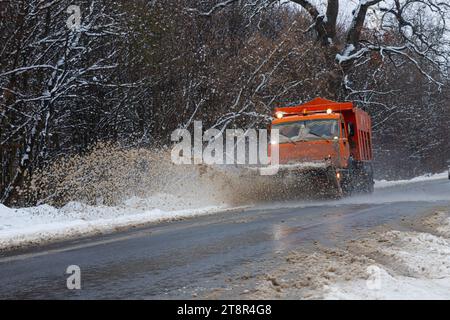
[275,112,284,119]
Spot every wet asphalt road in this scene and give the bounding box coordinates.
[0,178,449,299]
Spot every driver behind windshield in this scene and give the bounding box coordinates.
[275,120,338,143]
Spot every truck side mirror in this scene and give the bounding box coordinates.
[348,122,355,137]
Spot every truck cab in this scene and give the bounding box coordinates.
[271,113,350,168]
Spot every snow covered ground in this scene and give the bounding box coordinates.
[324,227,450,300]
[375,172,448,189]
[0,195,232,251]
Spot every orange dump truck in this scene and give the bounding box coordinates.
[270,97,374,196]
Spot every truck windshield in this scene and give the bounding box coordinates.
[272,119,339,143]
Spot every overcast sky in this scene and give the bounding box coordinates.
[285,0,362,24]
[285,0,450,35]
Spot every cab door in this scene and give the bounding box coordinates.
[339,118,351,167]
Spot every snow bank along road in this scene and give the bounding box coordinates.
[0,175,449,299]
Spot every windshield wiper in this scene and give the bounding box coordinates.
[308,130,334,141]
[308,130,323,138]
[280,135,298,145]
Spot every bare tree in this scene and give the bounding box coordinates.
[0,0,126,204]
[1,0,449,206]
[191,0,449,87]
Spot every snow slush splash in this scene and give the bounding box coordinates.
[26,143,233,209]
[24,143,326,209]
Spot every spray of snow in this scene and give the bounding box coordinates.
[2,143,449,253]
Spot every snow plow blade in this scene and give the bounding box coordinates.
[241,162,344,199]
